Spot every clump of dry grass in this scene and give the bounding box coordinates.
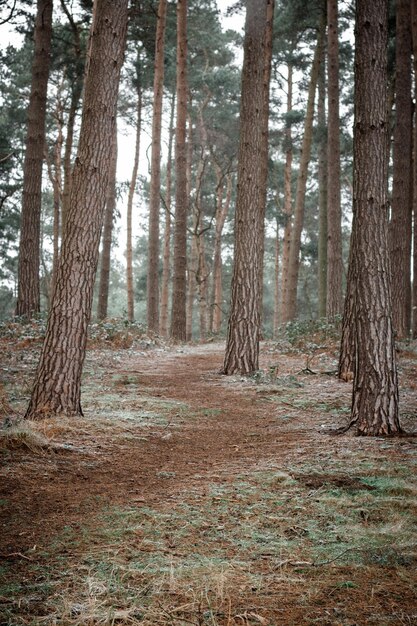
[0,417,50,452]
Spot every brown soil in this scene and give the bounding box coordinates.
[1,341,416,625]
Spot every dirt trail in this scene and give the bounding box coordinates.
[1,343,324,552]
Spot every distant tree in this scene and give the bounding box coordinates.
[16,0,53,318]
[96,123,118,321]
[317,41,327,318]
[284,11,325,322]
[222,0,274,374]
[348,0,401,435]
[171,0,188,341]
[147,0,167,333]
[25,0,129,419]
[390,0,412,338]
[326,0,343,319]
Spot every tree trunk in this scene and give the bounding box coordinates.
[279,62,294,323]
[223,0,274,375]
[349,0,401,436]
[126,78,142,323]
[317,44,328,318]
[285,15,325,323]
[338,227,356,380]
[326,0,343,319]
[171,0,188,341]
[96,122,118,320]
[273,217,280,338]
[390,0,412,339]
[160,92,175,337]
[147,0,167,333]
[25,0,128,419]
[16,0,53,318]
[412,0,417,338]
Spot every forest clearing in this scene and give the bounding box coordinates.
[1,322,416,625]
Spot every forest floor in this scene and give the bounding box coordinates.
[0,321,416,625]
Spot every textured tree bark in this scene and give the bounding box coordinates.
[326,0,343,319]
[349,0,401,436]
[284,15,325,323]
[147,0,167,333]
[171,0,188,341]
[16,0,53,318]
[412,1,417,338]
[126,80,142,323]
[317,45,328,319]
[159,93,175,338]
[390,0,413,339]
[223,0,274,375]
[279,62,294,323]
[96,123,118,321]
[25,0,129,419]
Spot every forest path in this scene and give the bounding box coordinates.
[1,340,417,624]
[1,342,346,552]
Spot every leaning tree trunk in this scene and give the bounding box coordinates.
[96,123,118,320]
[16,0,53,318]
[326,0,343,319]
[389,0,413,339]
[223,0,274,375]
[25,0,129,419]
[171,0,188,341]
[147,0,167,333]
[285,15,325,322]
[412,1,417,338]
[349,0,401,436]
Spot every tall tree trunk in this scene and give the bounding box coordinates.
[349,0,401,436]
[412,0,417,338]
[25,0,129,419]
[211,167,232,334]
[185,112,194,342]
[326,0,343,319]
[160,92,175,337]
[390,0,412,339]
[96,122,118,320]
[16,0,53,318]
[171,0,188,341]
[147,0,167,333]
[223,0,274,375]
[284,15,325,323]
[126,79,142,323]
[317,44,328,318]
[279,62,294,322]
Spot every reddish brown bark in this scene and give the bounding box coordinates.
[223,0,274,374]
[147,0,167,333]
[16,0,53,318]
[25,0,129,419]
[171,0,188,341]
[349,0,401,436]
